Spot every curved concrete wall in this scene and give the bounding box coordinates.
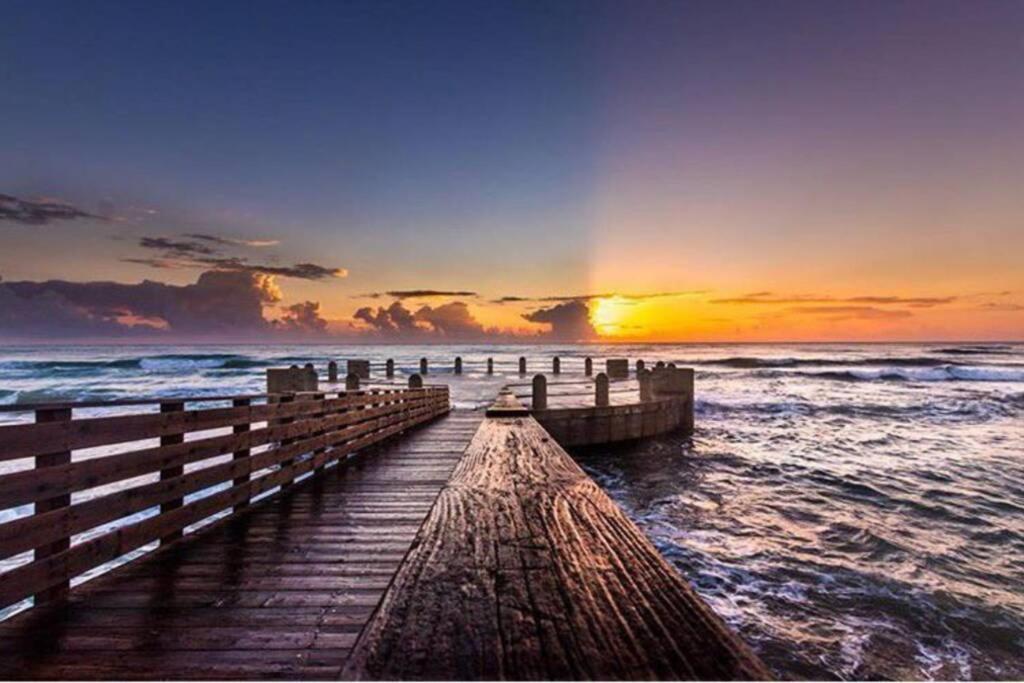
[532,397,691,448]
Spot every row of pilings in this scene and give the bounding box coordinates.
[320,356,654,381]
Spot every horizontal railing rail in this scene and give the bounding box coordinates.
[0,386,450,614]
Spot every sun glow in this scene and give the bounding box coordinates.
[590,296,637,337]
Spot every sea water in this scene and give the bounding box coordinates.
[0,342,1022,679]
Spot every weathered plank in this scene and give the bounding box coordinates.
[343,413,770,680]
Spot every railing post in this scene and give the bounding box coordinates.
[311,392,327,473]
[487,357,493,375]
[386,358,395,378]
[532,374,548,410]
[34,406,72,604]
[278,394,296,490]
[420,357,428,375]
[595,373,610,407]
[552,356,560,374]
[584,357,593,376]
[519,356,526,375]
[159,401,185,544]
[454,357,462,375]
[232,398,252,511]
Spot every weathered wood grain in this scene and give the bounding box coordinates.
[343,414,770,680]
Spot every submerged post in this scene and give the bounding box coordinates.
[584,357,593,376]
[454,356,462,375]
[532,374,548,410]
[519,356,527,375]
[408,373,423,389]
[386,358,395,378]
[327,360,338,382]
[420,357,428,375]
[487,357,493,374]
[595,372,610,407]
[346,373,361,391]
[552,356,560,374]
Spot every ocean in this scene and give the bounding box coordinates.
[1,342,1022,680]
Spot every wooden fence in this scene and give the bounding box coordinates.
[0,386,449,613]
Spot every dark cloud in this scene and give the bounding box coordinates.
[0,193,103,225]
[354,300,492,340]
[522,300,598,341]
[0,270,283,339]
[139,236,216,257]
[275,301,329,333]
[414,302,486,338]
[384,289,477,299]
[184,233,279,247]
[711,292,954,307]
[494,291,703,304]
[354,301,421,335]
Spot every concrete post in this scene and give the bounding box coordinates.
[655,361,666,370]
[532,374,548,410]
[454,356,462,375]
[386,358,395,378]
[552,356,560,374]
[346,373,360,391]
[420,357,428,375]
[584,357,593,376]
[638,368,653,402]
[595,373,609,407]
[327,360,338,382]
[487,357,494,375]
[636,359,645,374]
[408,373,423,389]
[519,357,526,375]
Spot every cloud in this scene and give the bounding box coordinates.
[522,300,598,340]
[414,302,486,338]
[354,301,421,335]
[184,233,280,248]
[0,193,103,225]
[353,300,500,340]
[275,301,329,333]
[125,247,347,281]
[139,236,216,257]
[373,289,478,300]
[976,302,1024,312]
[788,306,913,320]
[0,270,286,339]
[711,292,954,307]
[494,291,703,304]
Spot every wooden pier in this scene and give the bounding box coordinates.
[0,366,769,680]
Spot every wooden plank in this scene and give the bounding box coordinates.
[0,389,442,461]
[342,413,770,680]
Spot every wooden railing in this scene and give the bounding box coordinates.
[0,386,449,614]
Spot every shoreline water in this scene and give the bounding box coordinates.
[1,342,1022,679]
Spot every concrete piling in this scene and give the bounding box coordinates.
[595,373,610,407]
[636,359,645,374]
[346,373,360,391]
[348,360,370,379]
[532,374,548,410]
[638,368,653,402]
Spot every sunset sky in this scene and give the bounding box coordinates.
[2,0,1022,342]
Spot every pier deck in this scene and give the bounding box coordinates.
[0,410,483,680]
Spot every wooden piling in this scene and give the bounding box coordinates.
[595,372,610,407]
[454,356,462,375]
[585,357,593,376]
[487,357,493,374]
[409,373,423,389]
[638,368,653,402]
[553,356,560,374]
[532,374,548,410]
[636,359,645,374]
[420,357,428,375]
[346,373,361,391]
[386,358,395,378]
[519,356,527,374]
[327,360,338,382]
